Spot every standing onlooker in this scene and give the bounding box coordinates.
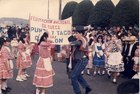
[0,37,13,93]
[132,44,139,78]
[104,34,112,75]
[11,36,18,58]
[124,36,139,78]
[61,45,71,74]
[86,33,94,75]
[93,34,105,76]
[33,32,55,94]
[121,35,130,76]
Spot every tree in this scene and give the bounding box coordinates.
[88,0,115,28]
[72,0,93,26]
[61,1,78,20]
[110,0,139,27]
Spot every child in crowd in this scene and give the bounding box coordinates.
[0,37,13,94]
[16,33,32,81]
[86,33,94,75]
[132,44,139,79]
[93,34,105,76]
[11,36,18,58]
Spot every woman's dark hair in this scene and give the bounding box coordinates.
[19,33,26,44]
[96,34,104,43]
[0,37,5,50]
[2,37,11,43]
[38,32,48,45]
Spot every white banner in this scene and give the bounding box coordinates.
[29,15,72,45]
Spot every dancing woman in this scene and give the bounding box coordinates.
[33,32,55,94]
[106,34,124,83]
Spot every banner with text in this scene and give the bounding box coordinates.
[29,15,72,45]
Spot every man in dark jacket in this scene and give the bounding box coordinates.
[69,30,92,94]
[123,36,139,78]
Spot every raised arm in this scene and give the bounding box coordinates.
[70,40,82,46]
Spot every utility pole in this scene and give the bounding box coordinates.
[47,0,49,19]
[59,0,62,20]
[56,0,62,53]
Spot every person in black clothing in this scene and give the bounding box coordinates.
[68,30,92,94]
[117,79,139,94]
[123,36,139,78]
[7,26,17,40]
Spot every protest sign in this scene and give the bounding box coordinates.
[29,15,72,45]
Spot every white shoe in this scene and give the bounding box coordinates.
[102,71,105,75]
[97,71,101,75]
[87,71,90,75]
[16,76,24,81]
[25,74,30,77]
[36,89,40,94]
[93,71,96,76]
[81,71,84,75]
[113,79,117,84]
[0,90,2,94]
[21,75,27,80]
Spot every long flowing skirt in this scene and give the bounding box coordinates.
[106,52,124,72]
[33,57,55,88]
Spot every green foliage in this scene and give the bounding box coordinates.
[61,1,78,20]
[88,0,115,28]
[110,0,139,27]
[72,0,93,26]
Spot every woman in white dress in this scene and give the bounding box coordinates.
[106,34,124,84]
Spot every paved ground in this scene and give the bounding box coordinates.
[8,54,128,94]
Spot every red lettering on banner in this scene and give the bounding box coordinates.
[42,24,60,30]
[30,16,52,23]
[53,20,71,24]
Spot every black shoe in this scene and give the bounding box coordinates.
[76,91,81,94]
[2,89,7,93]
[86,73,91,76]
[6,87,12,92]
[2,89,9,94]
[112,81,117,84]
[108,75,111,79]
[3,92,8,94]
[85,87,92,94]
